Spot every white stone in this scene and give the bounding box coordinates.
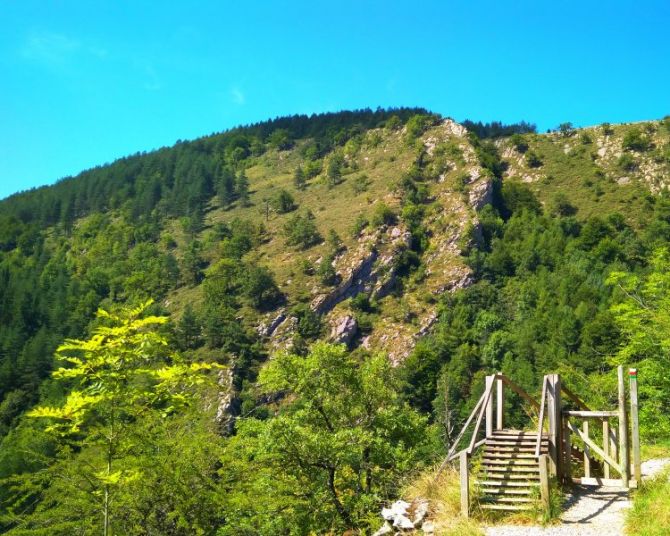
[422,521,435,534]
[392,514,415,530]
[372,520,393,536]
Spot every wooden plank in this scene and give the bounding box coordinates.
[486,375,494,438]
[535,376,548,457]
[603,419,610,479]
[547,374,562,478]
[460,451,469,518]
[566,420,622,472]
[618,366,629,488]
[563,416,571,481]
[583,421,591,478]
[496,375,504,431]
[561,384,591,411]
[630,368,641,485]
[538,454,550,515]
[443,391,486,464]
[468,381,493,454]
[501,376,540,411]
[563,410,618,418]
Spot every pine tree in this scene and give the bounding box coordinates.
[236,170,250,207]
[293,165,306,191]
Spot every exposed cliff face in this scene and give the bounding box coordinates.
[251,119,498,363]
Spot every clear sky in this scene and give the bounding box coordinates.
[1,0,669,200]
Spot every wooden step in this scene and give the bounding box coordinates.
[482,464,539,472]
[480,504,533,511]
[482,474,540,482]
[477,480,540,487]
[481,458,539,466]
[480,487,534,495]
[486,440,548,446]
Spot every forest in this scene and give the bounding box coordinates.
[0,108,669,534]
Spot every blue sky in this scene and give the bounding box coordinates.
[1,0,669,200]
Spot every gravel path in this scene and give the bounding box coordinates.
[485,459,670,536]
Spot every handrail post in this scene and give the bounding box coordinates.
[603,419,610,479]
[618,366,629,488]
[496,374,504,430]
[630,368,641,486]
[460,450,470,518]
[485,375,494,438]
[547,374,562,479]
[539,454,550,516]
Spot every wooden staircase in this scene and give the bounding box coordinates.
[477,430,549,511]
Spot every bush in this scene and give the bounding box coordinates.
[369,203,397,228]
[405,114,437,141]
[510,133,529,153]
[352,174,370,194]
[317,254,339,286]
[273,189,297,214]
[622,128,652,152]
[526,150,543,168]
[241,265,283,310]
[351,214,368,237]
[284,212,322,249]
[618,153,638,171]
[291,303,322,339]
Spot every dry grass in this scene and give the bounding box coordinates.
[402,465,484,536]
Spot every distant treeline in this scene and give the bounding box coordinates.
[0,107,427,232]
[462,119,536,138]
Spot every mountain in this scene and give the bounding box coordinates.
[0,109,669,534]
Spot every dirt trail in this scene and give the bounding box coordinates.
[485,459,669,536]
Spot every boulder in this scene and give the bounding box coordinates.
[330,315,358,346]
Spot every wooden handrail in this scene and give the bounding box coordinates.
[561,384,591,412]
[468,380,494,454]
[499,375,540,411]
[535,375,549,457]
[444,390,486,463]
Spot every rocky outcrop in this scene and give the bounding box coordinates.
[215,368,239,435]
[330,315,358,346]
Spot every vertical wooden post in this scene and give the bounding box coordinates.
[563,416,572,482]
[496,374,504,431]
[539,454,550,515]
[460,451,470,518]
[603,419,610,479]
[618,365,629,488]
[583,420,591,478]
[610,428,618,478]
[547,374,562,479]
[629,368,641,485]
[485,375,494,438]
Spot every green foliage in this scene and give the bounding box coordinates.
[326,151,345,188]
[526,150,543,168]
[21,301,220,534]
[219,343,428,533]
[293,165,306,190]
[510,133,529,153]
[283,211,322,249]
[623,128,653,152]
[369,202,397,228]
[626,466,670,535]
[272,189,297,214]
[352,173,370,194]
[618,152,638,171]
[607,249,670,438]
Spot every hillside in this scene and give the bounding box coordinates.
[1,110,670,534]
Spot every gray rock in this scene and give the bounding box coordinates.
[330,315,358,346]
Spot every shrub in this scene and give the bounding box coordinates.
[317,254,339,286]
[557,122,575,137]
[291,303,322,339]
[284,212,322,249]
[622,128,652,152]
[351,214,368,237]
[352,173,370,194]
[526,150,543,168]
[369,203,397,228]
[510,133,529,153]
[618,153,638,172]
[273,189,297,214]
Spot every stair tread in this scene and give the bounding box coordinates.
[481,504,533,511]
[477,480,540,487]
[481,488,534,495]
[481,458,539,465]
